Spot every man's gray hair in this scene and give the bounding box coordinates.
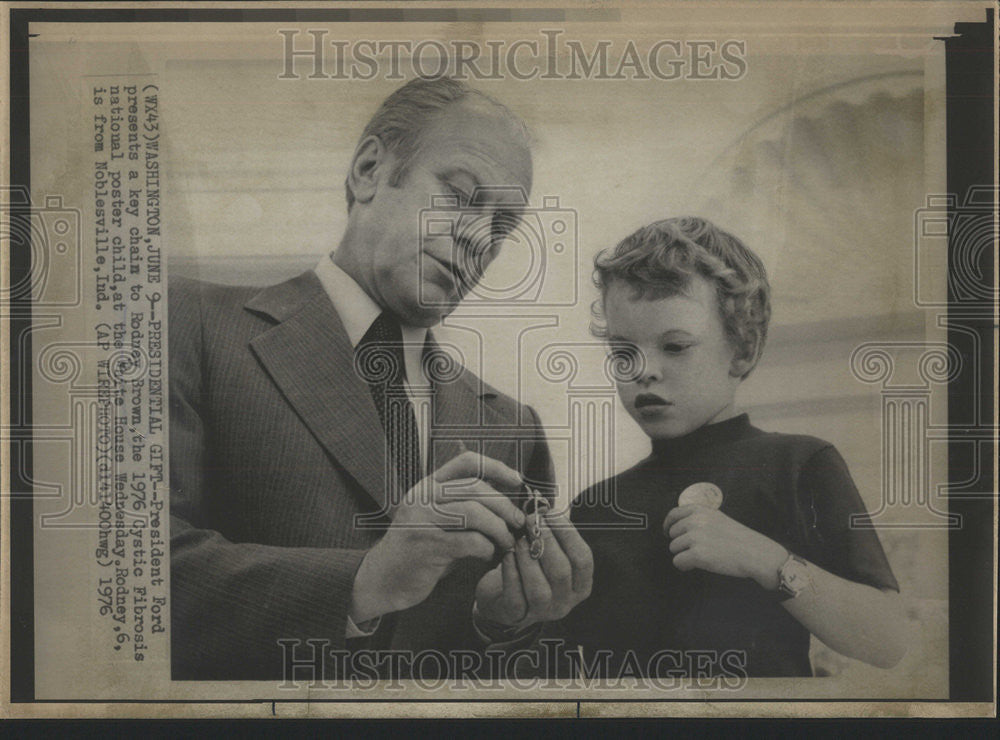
[345,76,530,210]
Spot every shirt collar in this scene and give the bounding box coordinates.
[314,254,428,352]
[649,413,753,458]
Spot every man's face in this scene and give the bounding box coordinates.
[348,101,532,327]
[604,274,741,440]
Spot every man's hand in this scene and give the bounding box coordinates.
[662,505,787,588]
[349,452,527,624]
[474,509,593,628]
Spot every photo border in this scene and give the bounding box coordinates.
[3,0,996,718]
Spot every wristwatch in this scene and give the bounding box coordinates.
[776,552,812,600]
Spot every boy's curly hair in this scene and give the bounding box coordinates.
[591,216,771,378]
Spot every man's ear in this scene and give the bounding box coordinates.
[729,332,760,378]
[347,135,385,206]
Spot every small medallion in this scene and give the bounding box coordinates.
[678,482,724,509]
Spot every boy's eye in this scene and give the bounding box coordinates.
[663,343,690,354]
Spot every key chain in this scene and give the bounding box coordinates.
[522,485,549,560]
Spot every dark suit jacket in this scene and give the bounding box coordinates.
[169,270,554,680]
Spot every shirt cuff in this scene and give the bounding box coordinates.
[472,601,538,647]
[345,613,382,638]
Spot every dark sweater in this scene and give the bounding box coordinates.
[559,414,899,678]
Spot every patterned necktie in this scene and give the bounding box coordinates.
[356,313,422,502]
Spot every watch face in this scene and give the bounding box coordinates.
[781,558,810,593]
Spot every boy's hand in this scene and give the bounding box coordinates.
[663,505,788,590]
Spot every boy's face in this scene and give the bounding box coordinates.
[604,274,742,440]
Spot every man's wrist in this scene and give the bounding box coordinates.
[472,601,534,643]
[349,548,392,624]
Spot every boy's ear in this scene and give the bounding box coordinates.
[729,332,760,379]
[347,135,386,206]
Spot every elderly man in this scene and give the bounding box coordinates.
[169,77,592,680]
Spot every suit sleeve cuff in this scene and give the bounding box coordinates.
[471,601,538,648]
[345,613,382,638]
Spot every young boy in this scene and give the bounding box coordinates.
[559,216,905,678]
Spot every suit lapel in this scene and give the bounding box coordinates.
[426,332,510,473]
[246,272,389,511]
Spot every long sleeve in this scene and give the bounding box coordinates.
[168,284,369,681]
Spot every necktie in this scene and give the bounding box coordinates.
[356,313,422,503]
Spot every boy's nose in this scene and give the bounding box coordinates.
[638,364,662,386]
